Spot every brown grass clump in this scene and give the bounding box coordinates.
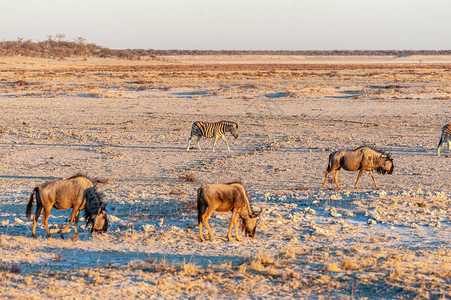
[95,178,110,184]
[169,189,187,195]
[178,173,197,182]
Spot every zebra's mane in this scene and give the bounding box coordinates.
[220,120,237,127]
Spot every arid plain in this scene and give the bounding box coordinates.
[0,55,450,299]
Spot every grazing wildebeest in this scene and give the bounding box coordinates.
[437,124,451,156]
[197,182,260,242]
[186,121,239,152]
[26,174,108,238]
[321,146,394,190]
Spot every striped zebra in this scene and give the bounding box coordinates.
[437,124,451,156]
[186,121,239,152]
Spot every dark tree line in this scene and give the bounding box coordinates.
[1,38,449,59]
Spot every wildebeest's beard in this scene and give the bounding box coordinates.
[88,211,108,233]
[375,157,394,175]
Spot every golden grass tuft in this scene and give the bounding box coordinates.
[181,262,199,276]
[326,263,342,272]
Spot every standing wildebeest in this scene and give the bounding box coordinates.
[321,146,394,190]
[186,121,238,152]
[437,124,451,156]
[26,174,108,238]
[197,182,260,242]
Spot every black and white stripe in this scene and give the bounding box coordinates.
[186,121,239,152]
[437,124,451,156]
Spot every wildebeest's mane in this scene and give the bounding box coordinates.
[68,173,90,180]
[354,145,392,160]
[225,180,242,185]
[84,186,105,220]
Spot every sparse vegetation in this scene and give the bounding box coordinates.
[1,37,450,59]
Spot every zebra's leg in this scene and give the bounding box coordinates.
[354,169,364,189]
[369,170,380,190]
[212,136,218,152]
[221,135,231,152]
[197,136,202,151]
[186,135,194,151]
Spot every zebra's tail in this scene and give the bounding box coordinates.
[197,187,207,225]
[438,133,444,148]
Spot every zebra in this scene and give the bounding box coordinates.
[437,124,451,156]
[186,121,239,152]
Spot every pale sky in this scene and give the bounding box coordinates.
[2,0,450,50]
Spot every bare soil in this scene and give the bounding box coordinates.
[0,56,450,299]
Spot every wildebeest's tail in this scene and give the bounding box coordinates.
[197,187,207,225]
[326,153,334,173]
[26,187,39,218]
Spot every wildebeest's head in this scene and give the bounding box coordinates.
[377,154,394,175]
[230,123,239,139]
[242,212,260,238]
[87,210,108,234]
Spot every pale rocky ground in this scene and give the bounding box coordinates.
[0,56,450,299]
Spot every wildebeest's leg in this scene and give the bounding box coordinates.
[234,210,241,241]
[199,220,205,242]
[42,207,52,237]
[74,212,80,235]
[202,205,219,241]
[227,209,240,242]
[32,205,43,238]
[333,170,341,189]
[321,171,332,188]
[221,135,231,152]
[186,135,194,151]
[354,169,364,189]
[60,208,79,238]
[369,170,380,189]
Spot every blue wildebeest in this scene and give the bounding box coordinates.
[197,182,260,242]
[321,146,394,190]
[26,174,108,238]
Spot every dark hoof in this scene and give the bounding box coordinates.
[32,234,37,239]
[71,234,79,242]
